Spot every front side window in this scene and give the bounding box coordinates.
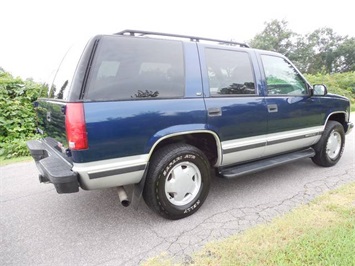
[261,55,308,95]
[85,36,185,100]
[205,48,256,96]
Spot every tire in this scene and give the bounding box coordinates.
[143,143,211,220]
[312,121,345,167]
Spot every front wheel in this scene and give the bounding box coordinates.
[312,121,345,167]
[143,144,211,220]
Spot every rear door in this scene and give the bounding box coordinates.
[198,45,268,166]
[78,36,207,163]
[259,53,323,157]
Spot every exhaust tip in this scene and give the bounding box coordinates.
[117,186,130,207]
[121,200,130,207]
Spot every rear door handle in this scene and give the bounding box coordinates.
[208,107,222,117]
[267,104,278,113]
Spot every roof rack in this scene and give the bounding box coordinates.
[115,29,249,48]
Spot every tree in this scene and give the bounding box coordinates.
[287,35,315,73]
[304,28,344,74]
[250,19,297,56]
[334,37,355,73]
[250,20,354,74]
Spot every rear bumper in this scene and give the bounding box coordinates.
[27,139,79,193]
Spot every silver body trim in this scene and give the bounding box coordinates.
[73,155,148,190]
[73,130,222,190]
[263,127,322,158]
[73,124,331,189]
[221,126,323,166]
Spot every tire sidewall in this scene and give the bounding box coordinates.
[323,123,345,165]
[313,121,345,167]
[153,146,210,219]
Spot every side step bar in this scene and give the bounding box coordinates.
[219,148,315,179]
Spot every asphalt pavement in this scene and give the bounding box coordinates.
[1,127,354,265]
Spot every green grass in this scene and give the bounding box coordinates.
[0,156,32,166]
[143,182,355,266]
[269,226,355,265]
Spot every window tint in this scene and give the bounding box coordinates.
[205,48,256,96]
[85,36,185,100]
[48,40,87,100]
[261,55,308,95]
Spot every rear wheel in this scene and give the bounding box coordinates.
[312,121,345,167]
[143,143,211,220]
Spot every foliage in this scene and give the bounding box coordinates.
[0,71,46,158]
[250,20,355,74]
[305,72,355,111]
[335,37,355,73]
[250,19,297,56]
[303,28,344,74]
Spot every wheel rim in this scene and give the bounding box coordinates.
[326,130,342,160]
[164,161,202,206]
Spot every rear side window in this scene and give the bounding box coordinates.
[205,48,256,96]
[84,36,185,100]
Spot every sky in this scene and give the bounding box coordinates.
[1,0,354,82]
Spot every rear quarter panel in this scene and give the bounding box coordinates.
[72,99,207,163]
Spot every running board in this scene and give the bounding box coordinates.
[220,148,315,179]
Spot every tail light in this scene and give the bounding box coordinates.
[65,103,88,150]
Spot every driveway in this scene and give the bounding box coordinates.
[1,125,354,265]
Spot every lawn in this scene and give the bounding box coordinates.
[144,182,355,265]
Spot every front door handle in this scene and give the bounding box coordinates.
[267,104,278,113]
[208,107,222,117]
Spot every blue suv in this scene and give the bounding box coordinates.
[27,30,353,219]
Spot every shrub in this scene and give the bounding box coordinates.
[0,71,46,158]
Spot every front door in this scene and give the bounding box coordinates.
[260,54,323,157]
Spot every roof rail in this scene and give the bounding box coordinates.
[115,29,249,48]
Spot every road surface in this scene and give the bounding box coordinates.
[1,127,354,265]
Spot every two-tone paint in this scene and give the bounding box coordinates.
[37,35,352,191]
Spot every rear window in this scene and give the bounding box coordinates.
[84,36,185,100]
[47,39,88,100]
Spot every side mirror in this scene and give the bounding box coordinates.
[313,84,327,96]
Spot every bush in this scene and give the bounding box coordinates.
[0,71,46,159]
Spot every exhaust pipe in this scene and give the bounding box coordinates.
[117,186,130,207]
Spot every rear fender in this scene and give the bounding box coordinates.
[146,125,222,167]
